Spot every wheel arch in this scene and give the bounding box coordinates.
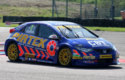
[56,44,73,66]
[55,43,72,62]
[57,44,72,55]
[4,39,18,56]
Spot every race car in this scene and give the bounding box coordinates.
[4,21,119,66]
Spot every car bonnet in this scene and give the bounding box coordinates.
[68,38,113,49]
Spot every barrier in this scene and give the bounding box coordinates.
[3,16,125,27]
[0,42,4,45]
[0,42,4,53]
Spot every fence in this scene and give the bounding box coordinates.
[52,0,125,19]
[3,16,125,27]
[0,0,125,20]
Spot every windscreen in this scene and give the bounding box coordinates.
[56,25,97,38]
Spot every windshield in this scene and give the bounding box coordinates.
[56,25,97,38]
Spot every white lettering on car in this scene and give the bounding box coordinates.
[88,41,109,47]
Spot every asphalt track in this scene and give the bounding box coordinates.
[0,56,125,80]
[0,27,125,80]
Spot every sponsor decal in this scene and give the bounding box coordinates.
[46,40,57,56]
[83,55,95,59]
[85,38,97,40]
[88,41,109,47]
[25,53,35,60]
[31,58,37,61]
[57,25,80,29]
[72,55,95,60]
[72,49,81,59]
[73,49,80,56]
[72,56,82,59]
[12,32,47,48]
[100,54,112,59]
[83,60,95,64]
[72,50,95,60]
[73,53,80,57]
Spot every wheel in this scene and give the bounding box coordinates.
[7,43,20,62]
[58,48,72,66]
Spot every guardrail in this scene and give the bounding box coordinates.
[3,16,125,27]
[0,42,4,52]
[0,42,4,45]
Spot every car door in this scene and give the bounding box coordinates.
[18,24,39,60]
[37,24,59,62]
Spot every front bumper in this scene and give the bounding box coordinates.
[72,58,119,66]
[71,48,119,66]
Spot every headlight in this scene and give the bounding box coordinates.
[75,44,93,52]
[112,45,119,58]
[112,45,117,51]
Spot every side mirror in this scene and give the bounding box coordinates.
[48,34,59,40]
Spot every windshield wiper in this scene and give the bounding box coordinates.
[62,25,79,38]
[58,27,69,38]
[62,25,72,31]
[74,32,80,38]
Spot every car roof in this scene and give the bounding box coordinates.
[25,21,79,26]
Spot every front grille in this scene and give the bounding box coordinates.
[98,59,113,64]
[94,48,112,54]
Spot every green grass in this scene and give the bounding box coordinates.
[0,23,18,27]
[0,5,66,18]
[115,17,122,20]
[86,27,125,32]
[0,23,125,32]
[0,6,52,17]
[57,0,95,4]
[0,0,125,32]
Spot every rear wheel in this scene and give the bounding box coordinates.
[58,48,72,66]
[7,43,20,62]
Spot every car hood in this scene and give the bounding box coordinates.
[68,38,113,49]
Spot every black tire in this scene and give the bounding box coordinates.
[7,43,20,62]
[58,48,72,66]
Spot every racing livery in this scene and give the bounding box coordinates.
[4,21,119,66]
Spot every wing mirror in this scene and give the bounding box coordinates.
[49,34,60,40]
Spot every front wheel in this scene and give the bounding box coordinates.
[7,43,20,62]
[58,48,72,66]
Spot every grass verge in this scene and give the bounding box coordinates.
[86,27,125,32]
[0,23,18,27]
[0,23,125,32]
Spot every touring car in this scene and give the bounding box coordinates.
[4,21,119,66]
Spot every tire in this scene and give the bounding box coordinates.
[58,48,72,66]
[7,43,20,62]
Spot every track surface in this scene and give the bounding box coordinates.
[94,31,125,57]
[0,56,125,80]
[0,27,125,80]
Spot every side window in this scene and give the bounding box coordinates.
[38,24,57,38]
[24,24,38,35]
[16,24,25,30]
